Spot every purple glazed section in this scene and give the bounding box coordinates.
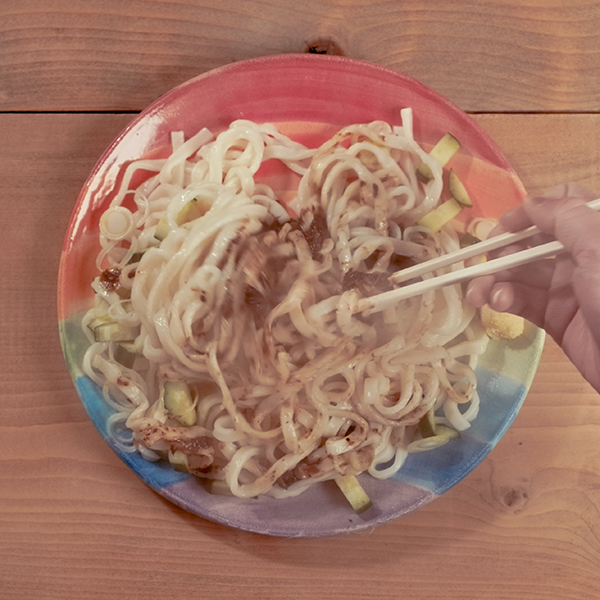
[167,474,433,537]
[73,367,435,537]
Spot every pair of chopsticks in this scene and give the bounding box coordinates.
[352,198,600,316]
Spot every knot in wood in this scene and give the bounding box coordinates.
[305,38,345,56]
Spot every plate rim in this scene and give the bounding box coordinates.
[57,53,539,537]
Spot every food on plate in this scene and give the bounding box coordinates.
[416,132,460,181]
[82,109,505,506]
[480,304,525,340]
[334,475,373,513]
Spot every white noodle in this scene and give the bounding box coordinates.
[82,114,490,499]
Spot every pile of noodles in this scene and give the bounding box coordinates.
[82,109,489,499]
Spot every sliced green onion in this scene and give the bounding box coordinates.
[407,426,460,453]
[164,381,197,426]
[100,206,134,240]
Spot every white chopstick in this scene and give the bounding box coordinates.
[353,197,600,316]
[354,238,562,316]
[390,197,600,286]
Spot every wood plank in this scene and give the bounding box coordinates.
[0,113,134,411]
[473,113,600,197]
[2,0,600,112]
[1,112,599,599]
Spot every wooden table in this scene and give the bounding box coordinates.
[2,1,599,598]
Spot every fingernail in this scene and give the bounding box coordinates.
[491,286,512,312]
[490,282,514,312]
[498,205,520,225]
[490,287,503,306]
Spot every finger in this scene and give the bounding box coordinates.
[523,183,597,236]
[469,278,550,329]
[572,258,600,351]
[496,182,593,235]
[498,283,551,329]
[466,257,555,309]
[492,258,555,289]
[465,275,496,307]
[498,203,531,232]
[546,200,600,348]
[487,282,516,313]
[495,182,573,232]
[555,203,600,262]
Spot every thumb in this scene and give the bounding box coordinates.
[527,187,600,349]
[556,203,600,342]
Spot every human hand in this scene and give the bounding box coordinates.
[466,183,600,393]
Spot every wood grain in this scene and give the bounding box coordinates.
[474,113,600,196]
[0,111,599,599]
[3,0,600,112]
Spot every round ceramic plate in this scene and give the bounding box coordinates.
[58,54,544,537]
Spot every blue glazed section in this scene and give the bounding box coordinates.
[73,353,532,535]
[77,376,116,435]
[77,363,527,500]
[397,366,527,495]
[120,448,192,489]
[76,376,191,489]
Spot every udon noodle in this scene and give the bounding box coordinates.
[82,109,490,499]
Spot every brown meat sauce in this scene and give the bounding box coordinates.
[99,267,121,291]
[342,270,392,296]
[304,208,329,259]
[277,459,324,489]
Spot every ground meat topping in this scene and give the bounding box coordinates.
[342,269,393,296]
[170,435,215,455]
[99,267,121,291]
[304,208,329,259]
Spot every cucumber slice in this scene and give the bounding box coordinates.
[460,232,481,247]
[93,321,139,343]
[87,315,112,333]
[417,197,463,233]
[335,475,373,514]
[448,170,473,207]
[407,436,450,453]
[154,196,212,240]
[417,133,461,180]
[177,197,211,226]
[418,408,437,438]
[434,425,461,439]
[208,480,234,496]
[114,343,138,368]
[168,450,189,473]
